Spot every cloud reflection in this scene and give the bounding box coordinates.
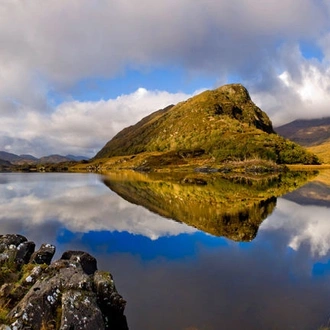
[0,173,196,243]
[261,198,330,257]
[2,173,330,329]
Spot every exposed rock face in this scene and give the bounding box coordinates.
[0,234,128,330]
[215,84,274,133]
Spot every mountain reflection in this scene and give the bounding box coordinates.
[102,170,315,242]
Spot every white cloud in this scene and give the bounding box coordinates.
[261,198,330,257]
[279,66,330,113]
[0,88,192,157]
[1,1,330,154]
[1,0,329,91]
[251,45,330,126]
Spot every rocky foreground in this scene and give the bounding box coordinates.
[0,234,128,329]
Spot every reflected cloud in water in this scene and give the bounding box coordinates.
[0,173,196,245]
[2,172,330,329]
[261,198,330,257]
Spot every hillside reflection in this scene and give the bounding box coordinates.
[103,170,315,242]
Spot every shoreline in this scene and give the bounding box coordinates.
[287,164,330,170]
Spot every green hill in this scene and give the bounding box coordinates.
[95,84,319,165]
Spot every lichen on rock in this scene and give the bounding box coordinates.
[0,234,128,329]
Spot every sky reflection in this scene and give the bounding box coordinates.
[1,172,330,329]
[0,173,196,246]
[261,197,330,257]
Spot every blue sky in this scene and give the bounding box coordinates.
[1,0,330,157]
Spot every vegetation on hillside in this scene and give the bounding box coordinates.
[95,84,320,166]
[308,141,330,164]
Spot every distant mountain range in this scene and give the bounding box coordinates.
[275,117,330,146]
[276,117,330,163]
[0,151,88,165]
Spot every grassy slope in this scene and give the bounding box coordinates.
[310,168,330,189]
[308,141,330,164]
[94,84,319,166]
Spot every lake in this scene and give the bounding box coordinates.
[1,171,330,330]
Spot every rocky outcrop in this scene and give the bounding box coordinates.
[214,84,275,134]
[0,234,128,330]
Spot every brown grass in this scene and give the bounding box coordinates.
[287,164,330,170]
[308,141,330,164]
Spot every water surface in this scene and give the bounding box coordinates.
[1,171,330,330]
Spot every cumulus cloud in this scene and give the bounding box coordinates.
[1,0,329,93]
[261,198,330,257]
[1,1,330,154]
[1,88,192,157]
[248,42,330,126]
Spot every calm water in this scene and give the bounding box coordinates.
[1,171,330,330]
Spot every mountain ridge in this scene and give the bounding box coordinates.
[0,151,88,165]
[276,117,330,146]
[276,117,330,163]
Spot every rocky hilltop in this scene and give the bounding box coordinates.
[94,84,319,166]
[0,234,128,330]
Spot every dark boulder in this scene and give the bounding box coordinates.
[16,241,36,264]
[0,234,128,330]
[0,234,27,253]
[30,243,56,265]
[181,177,207,185]
[61,250,97,275]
